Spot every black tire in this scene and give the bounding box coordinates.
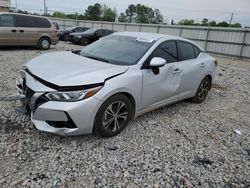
[62,34,69,41]
[81,38,89,46]
[38,37,51,50]
[192,76,211,103]
[94,94,133,137]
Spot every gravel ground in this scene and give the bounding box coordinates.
[0,42,249,188]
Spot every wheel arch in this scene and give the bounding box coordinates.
[95,89,137,121]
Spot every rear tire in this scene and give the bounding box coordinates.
[63,34,69,41]
[192,76,211,103]
[94,94,133,137]
[38,37,51,50]
[81,38,89,46]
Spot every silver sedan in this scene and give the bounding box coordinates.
[16,32,217,137]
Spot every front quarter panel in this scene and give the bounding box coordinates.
[94,66,143,115]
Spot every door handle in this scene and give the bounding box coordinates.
[172,68,182,74]
[19,30,24,33]
[11,29,17,32]
[200,63,206,68]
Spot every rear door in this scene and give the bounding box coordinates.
[177,41,203,98]
[14,15,38,45]
[0,14,18,45]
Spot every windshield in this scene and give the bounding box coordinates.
[82,28,97,34]
[80,35,155,65]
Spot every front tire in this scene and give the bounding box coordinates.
[192,76,211,103]
[38,37,51,50]
[94,94,132,137]
[63,34,69,41]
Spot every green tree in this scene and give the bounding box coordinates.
[178,19,195,25]
[102,4,117,22]
[125,4,136,23]
[135,4,154,23]
[119,4,163,24]
[209,21,217,26]
[118,13,126,22]
[84,3,102,21]
[230,23,241,28]
[217,21,229,27]
[153,9,164,24]
[201,18,209,25]
[52,11,66,18]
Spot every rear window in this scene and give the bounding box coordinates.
[15,15,36,27]
[15,15,51,28]
[179,41,195,61]
[0,14,14,27]
[36,17,51,28]
[193,46,201,58]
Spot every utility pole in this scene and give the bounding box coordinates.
[44,0,47,15]
[229,13,234,24]
[15,0,18,12]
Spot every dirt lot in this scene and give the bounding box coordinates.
[0,42,249,188]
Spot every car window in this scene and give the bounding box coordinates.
[36,17,51,28]
[104,30,112,36]
[193,46,201,58]
[95,30,104,36]
[75,28,82,32]
[147,41,178,64]
[15,15,36,27]
[81,35,155,65]
[0,15,14,27]
[178,41,195,61]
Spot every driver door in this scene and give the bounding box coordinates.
[141,41,182,109]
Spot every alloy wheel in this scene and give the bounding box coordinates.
[198,79,209,101]
[102,101,128,132]
[41,40,49,49]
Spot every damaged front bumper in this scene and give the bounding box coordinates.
[16,69,102,136]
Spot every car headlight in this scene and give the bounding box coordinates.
[45,86,102,102]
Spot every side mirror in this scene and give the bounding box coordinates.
[149,57,166,68]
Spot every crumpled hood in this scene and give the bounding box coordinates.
[25,51,128,87]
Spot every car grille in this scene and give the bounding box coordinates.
[26,88,35,101]
[24,88,48,113]
[34,95,48,112]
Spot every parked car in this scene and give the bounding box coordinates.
[68,28,113,45]
[16,32,217,137]
[58,26,89,41]
[0,13,58,50]
[52,22,60,30]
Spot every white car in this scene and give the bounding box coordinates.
[16,32,217,137]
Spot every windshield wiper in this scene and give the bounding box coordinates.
[83,55,110,63]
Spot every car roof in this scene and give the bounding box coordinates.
[113,32,184,41]
[113,31,203,50]
[0,12,49,19]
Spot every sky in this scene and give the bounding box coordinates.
[11,0,250,26]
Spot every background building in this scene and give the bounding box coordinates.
[0,0,12,12]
